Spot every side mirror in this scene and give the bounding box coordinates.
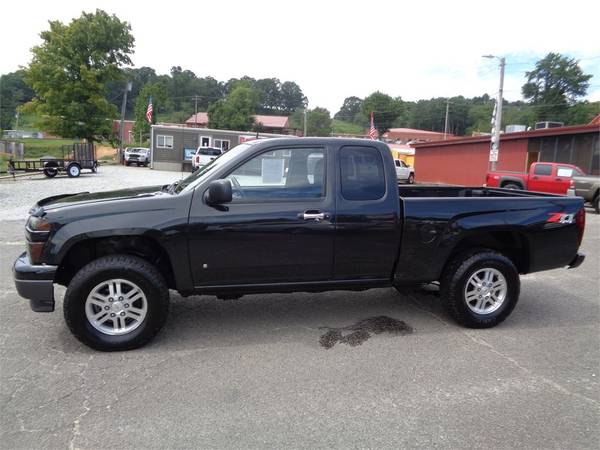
[205,179,232,205]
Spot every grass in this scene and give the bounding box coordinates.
[13,112,41,131]
[0,153,9,173]
[332,119,364,135]
[10,138,81,159]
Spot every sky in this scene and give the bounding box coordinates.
[1,0,599,114]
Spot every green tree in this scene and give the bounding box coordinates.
[361,92,403,137]
[0,70,34,130]
[334,96,363,124]
[133,83,168,141]
[279,81,305,115]
[25,9,134,142]
[254,78,281,113]
[522,53,593,122]
[207,82,257,131]
[290,107,332,136]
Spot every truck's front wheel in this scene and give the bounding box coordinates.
[63,255,170,351]
[440,251,520,328]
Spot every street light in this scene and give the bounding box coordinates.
[483,55,506,171]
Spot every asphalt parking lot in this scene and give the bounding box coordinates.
[1,165,599,449]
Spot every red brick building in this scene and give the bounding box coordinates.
[412,123,600,185]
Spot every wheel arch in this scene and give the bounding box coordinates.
[443,229,530,276]
[55,234,177,290]
[499,176,525,189]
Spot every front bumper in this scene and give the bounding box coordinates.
[13,252,57,312]
[568,252,585,269]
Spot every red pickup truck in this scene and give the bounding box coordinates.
[485,162,585,194]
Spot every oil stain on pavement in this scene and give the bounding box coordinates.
[319,316,413,349]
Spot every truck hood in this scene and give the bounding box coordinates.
[34,185,166,212]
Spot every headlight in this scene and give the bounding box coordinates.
[26,216,52,242]
[25,216,53,265]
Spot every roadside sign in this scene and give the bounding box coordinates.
[489,147,499,162]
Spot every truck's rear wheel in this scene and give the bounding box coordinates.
[63,255,170,351]
[503,183,522,190]
[407,173,415,184]
[440,251,520,328]
[592,194,599,214]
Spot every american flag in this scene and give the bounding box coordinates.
[146,97,153,123]
[369,111,377,140]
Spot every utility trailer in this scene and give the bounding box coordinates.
[8,143,98,178]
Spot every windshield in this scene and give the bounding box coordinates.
[175,143,253,193]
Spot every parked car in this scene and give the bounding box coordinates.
[192,146,223,171]
[394,159,415,184]
[568,174,600,213]
[124,147,150,167]
[485,162,585,194]
[14,138,586,351]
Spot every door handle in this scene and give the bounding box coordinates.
[532,176,539,180]
[555,178,563,181]
[300,211,328,222]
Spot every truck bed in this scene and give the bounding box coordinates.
[395,184,584,284]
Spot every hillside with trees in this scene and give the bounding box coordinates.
[0,10,597,142]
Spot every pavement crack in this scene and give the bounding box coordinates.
[404,291,599,407]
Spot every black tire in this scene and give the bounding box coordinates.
[63,255,170,351]
[136,162,141,167]
[407,173,415,184]
[91,162,98,173]
[593,194,599,214]
[43,168,58,178]
[125,161,130,166]
[67,163,81,178]
[440,250,520,328]
[502,183,522,190]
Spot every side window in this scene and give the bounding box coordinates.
[395,160,401,167]
[533,164,552,176]
[157,135,173,149]
[340,146,385,201]
[557,166,574,177]
[227,147,325,201]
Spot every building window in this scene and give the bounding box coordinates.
[199,136,211,147]
[157,135,173,149]
[214,139,230,151]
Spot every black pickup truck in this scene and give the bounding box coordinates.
[14,138,586,351]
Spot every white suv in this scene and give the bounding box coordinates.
[192,147,223,171]
[124,147,150,167]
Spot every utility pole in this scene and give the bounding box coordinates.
[194,95,198,126]
[118,81,132,163]
[483,55,505,171]
[443,99,450,140]
[303,106,308,137]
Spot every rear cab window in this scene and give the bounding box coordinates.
[340,146,386,201]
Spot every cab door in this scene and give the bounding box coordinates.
[528,163,554,192]
[187,145,335,287]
